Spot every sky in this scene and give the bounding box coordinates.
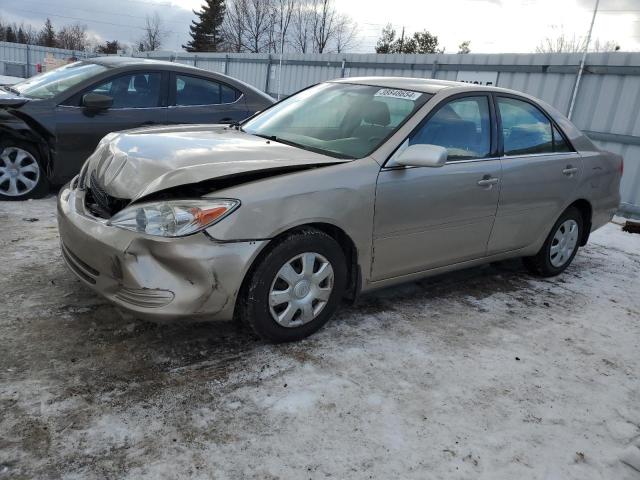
[1,0,639,53]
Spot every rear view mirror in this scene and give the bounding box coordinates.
[395,144,448,168]
[82,93,113,110]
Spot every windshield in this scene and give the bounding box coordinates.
[12,62,108,99]
[243,83,431,159]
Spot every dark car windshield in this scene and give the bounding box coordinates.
[12,62,108,99]
[243,83,431,159]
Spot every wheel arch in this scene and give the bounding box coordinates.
[0,125,52,178]
[568,198,593,246]
[234,222,361,321]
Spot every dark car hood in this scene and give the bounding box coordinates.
[87,124,350,200]
[0,89,28,107]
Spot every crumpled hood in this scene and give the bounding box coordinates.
[87,124,348,200]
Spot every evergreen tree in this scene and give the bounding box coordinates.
[183,0,226,52]
[39,18,57,47]
[375,24,396,54]
[97,40,121,54]
[17,27,27,44]
[5,26,16,43]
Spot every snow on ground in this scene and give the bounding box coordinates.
[1,196,639,480]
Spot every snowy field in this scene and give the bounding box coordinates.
[1,196,639,480]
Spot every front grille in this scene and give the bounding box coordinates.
[85,172,129,218]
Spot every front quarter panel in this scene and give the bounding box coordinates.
[203,158,380,279]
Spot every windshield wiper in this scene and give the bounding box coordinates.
[228,121,244,132]
[2,85,20,95]
[251,133,354,160]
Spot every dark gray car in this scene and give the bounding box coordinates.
[0,57,274,200]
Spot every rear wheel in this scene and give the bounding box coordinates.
[238,229,347,342]
[0,142,49,200]
[523,206,583,277]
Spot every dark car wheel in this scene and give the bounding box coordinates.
[238,228,347,343]
[0,142,49,200]
[523,206,583,277]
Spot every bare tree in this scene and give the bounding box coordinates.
[311,0,336,53]
[242,0,273,53]
[221,0,357,54]
[57,24,88,51]
[223,0,248,52]
[536,33,619,53]
[290,0,313,53]
[334,14,357,53]
[274,0,295,53]
[138,12,166,52]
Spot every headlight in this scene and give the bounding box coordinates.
[107,199,240,237]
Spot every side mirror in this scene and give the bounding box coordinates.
[395,144,448,168]
[82,93,113,110]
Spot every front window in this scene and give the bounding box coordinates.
[86,73,162,108]
[11,62,108,99]
[409,96,492,161]
[243,83,430,159]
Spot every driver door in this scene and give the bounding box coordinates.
[55,71,168,180]
[372,94,501,280]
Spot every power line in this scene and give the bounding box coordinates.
[9,7,186,35]
[11,0,191,26]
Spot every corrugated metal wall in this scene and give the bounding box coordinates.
[1,41,638,215]
[0,42,94,77]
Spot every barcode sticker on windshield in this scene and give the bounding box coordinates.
[374,88,422,101]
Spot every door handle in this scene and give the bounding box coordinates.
[563,166,578,176]
[477,177,499,187]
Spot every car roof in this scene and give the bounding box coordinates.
[331,76,519,95]
[87,56,202,71]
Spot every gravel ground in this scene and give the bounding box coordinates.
[1,196,639,480]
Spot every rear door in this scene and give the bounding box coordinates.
[167,73,250,125]
[487,95,582,254]
[55,71,168,180]
[372,93,501,280]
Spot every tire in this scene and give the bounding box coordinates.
[0,141,49,200]
[523,206,583,277]
[238,228,347,343]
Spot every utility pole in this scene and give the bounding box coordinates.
[568,0,600,120]
[277,25,285,100]
[398,26,405,53]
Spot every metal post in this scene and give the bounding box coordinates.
[568,0,600,120]
[25,44,30,77]
[277,28,285,100]
[341,58,346,78]
[224,54,229,75]
[264,55,272,95]
[194,55,198,67]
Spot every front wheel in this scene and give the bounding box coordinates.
[0,142,49,200]
[238,229,347,342]
[523,206,583,277]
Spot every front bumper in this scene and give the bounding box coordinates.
[56,184,268,321]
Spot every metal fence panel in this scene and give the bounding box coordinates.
[1,41,639,215]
